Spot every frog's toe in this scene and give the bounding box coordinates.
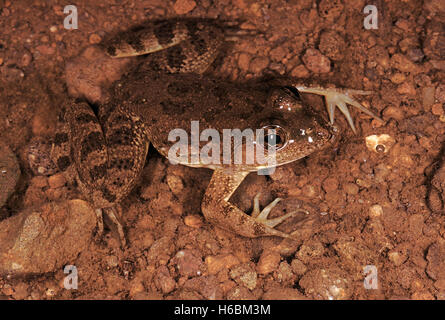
[251,193,308,229]
[95,207,127,248]
[94,208,105,238]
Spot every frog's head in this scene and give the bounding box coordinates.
[255,86,337,168]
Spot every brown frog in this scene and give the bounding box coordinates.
[52,19,381,246]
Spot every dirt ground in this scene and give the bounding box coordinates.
[0,0,444,300]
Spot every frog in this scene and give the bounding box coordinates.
[51,18,382,246]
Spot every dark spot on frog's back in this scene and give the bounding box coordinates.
[153,20,174,45]
[110,158,134,170]
[101,186,116,203]
[54,132,69,145]
[191,37,208,56]
[106,45,117,57]
[253,104,264,113]
[91,163,107,179]
[76,113,97,124]
[57,156,71,171]
[107,127,134,146]
[80,131,105,161]
[167,46,186,69]
[160,99,186,114]
[127,33,145,52]
[167,81,191,96]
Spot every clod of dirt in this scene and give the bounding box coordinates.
[171,249,203,278]
[0,199,96,276]
[229,263,257,290]
[426,240,445,281]
[0,142,20,208]
[299,268,351,300]
[302,49,331,74]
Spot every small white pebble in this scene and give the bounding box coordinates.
[369,204,383,218]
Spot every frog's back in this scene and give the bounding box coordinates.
[114,70,272,153]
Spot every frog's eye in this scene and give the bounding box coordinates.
[282,86,301,99]
[261,125,287,150]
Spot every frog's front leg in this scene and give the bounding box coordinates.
[294,85,383,133]
[202,169,307,239]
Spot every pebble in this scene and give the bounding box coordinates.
[249,56,269,74]
[382,105,405,121]
[166,174,184,196]
[397,82,416,96]
[0,200,96,275]
[36,45,55,55]
[302,49,331,73]
[390,73,406,84]
[0,143,20,208]
[20,52,32,67]
[171,249,203,278]
[369,204,383,219]
[319,31,345,61]
[290,259,307,275]
[322,177,338,193]
[436,84,445,103]
[205,254,239,275]
[237,52,251,72]
[173,0,196,14]
[48,173,66,189]
[299,268,350,300]
[318,0,343,22]
[431,103,444,116]
[388,250,407,266]
[343,183,359,195]
[290,64,310,78]
[105,255,119,268]
[422,87,436,108]
[0,65,24,81]
[426,240,445,281]
[407,48,424,62]
[88,33,102,44]
[27,137,58,176]
[226,285,255,300]
[229,264,257,290]
[256,250,280,275]
[184,214,203,228]
[391,53,421,73]
[301,184,316,198]
[269,46,287,62]
[154,265,176,294]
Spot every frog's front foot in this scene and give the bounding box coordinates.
[294,86,383,133]
[252,193,308,229]
[202,169,310,240]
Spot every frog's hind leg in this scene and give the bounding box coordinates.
[103,19,250,74]
[202,169,305,240]
[55,100,149,247]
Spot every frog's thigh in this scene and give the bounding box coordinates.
[101,106,150,205]
[201,169,293,239]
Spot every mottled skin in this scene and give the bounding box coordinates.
[52,19,381,245]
